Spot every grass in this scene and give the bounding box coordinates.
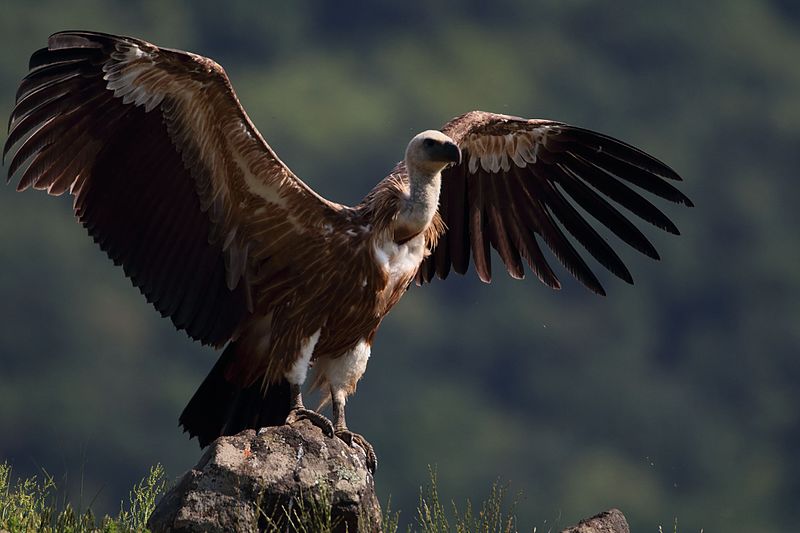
[415,468,521,533]
[254,468,522,533]
[0,462,165,533]
[259,483,343,532]
[0,462,530,532]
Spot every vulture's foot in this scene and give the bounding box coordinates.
[336,429,377,473]
[286,408,334,438]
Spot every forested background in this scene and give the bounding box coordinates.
[1,1,798,531]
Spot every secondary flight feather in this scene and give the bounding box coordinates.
[4,31,692,471]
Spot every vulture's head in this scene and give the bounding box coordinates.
[405,130,462,175]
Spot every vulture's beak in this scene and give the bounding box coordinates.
[442,141,462,166]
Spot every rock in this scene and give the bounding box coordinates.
[148,420,382,532]
[560,508,630,533]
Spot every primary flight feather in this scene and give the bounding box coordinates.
[4,31,692,471]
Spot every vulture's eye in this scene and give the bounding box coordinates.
[423,138,435,148]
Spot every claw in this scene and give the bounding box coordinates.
[286,407,335,438]
[336,429,378,473]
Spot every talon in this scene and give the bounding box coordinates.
[335,429,378,473]
[286,408,335,438]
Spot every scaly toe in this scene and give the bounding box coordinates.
[285,408,335,438]
[335,429,378,473]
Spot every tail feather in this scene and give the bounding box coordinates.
[179,342,291,447]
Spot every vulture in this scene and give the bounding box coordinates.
[4,31,692,472]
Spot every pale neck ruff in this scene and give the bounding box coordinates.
[399,165,442,237]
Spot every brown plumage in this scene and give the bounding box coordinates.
[4,32,692,471]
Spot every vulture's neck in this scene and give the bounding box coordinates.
[395,165,441,242]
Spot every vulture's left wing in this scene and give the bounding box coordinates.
[416,111,692,295]
[4,31,346,346]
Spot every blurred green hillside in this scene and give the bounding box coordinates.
[1,1,798,531]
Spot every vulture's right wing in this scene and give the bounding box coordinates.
[4,31,345,346]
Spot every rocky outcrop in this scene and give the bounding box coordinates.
[147,420,381,532]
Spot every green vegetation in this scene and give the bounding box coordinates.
[0,463,540,532]
[1,1,798,532]
[416,469,520,533]
[260,484,344,533]
[0,463,165,532]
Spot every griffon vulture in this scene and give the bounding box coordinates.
[4,32,692,471]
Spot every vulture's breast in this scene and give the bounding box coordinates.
[371,233,426,312]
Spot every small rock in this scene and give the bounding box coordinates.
[560,508,630,533]
[148,420,381,532]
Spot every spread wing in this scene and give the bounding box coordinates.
[4,31,344,345]
[416,111,692,295]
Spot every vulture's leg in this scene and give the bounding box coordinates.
[285,383,334,437]
[332,387,378,473]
